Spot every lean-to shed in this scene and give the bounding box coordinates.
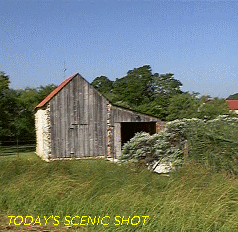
[35,73,164,161]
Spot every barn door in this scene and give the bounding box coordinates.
[69,124,79,158]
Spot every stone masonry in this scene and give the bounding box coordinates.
[35,103,51,161]
[106,101,113,158]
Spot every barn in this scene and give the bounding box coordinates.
[35,73,164,161]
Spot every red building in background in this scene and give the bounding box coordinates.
[226,100,238,114]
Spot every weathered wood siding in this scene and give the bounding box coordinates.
[50,74,107,158]
[36,73,164,159]
[111,105,159,123]
[108,104,161,158]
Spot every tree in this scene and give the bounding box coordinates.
[37,84,56,103]
[197,97,234,120]
[0,71,56,143]
[91,76,113,95]
[153,73,182,98]
[113,65,154,106]
[0,71,10,93]
[227,93,238,100]
[134,97,169,119]
[16,85,56,141]
[166,92,200,121]
[167,93,235,122]
[0,72,12,140]
[90,65,184,120]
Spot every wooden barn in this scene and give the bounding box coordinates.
[35,73,164,161]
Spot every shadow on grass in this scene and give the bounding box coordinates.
[0,144,35,156]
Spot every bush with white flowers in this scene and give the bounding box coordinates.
[120,115,238,174]
[121,130,184,168]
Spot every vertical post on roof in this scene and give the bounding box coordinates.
[63,61,67,79]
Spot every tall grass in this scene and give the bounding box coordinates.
[186,117,238,174]
[1,153,238,231]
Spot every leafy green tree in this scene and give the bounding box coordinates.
[0,71,56,143]
[153,73,182,98]
[16,88,40,140]
[0,72,12,140]
[113,65,154,106]
[167,93,235,121]
[134,97,169,119]
[91,76,113,95]
[197,97,234,120]
[227,93,238,100]
[90,65,184,120]
[166,92,200,121]
[0,71,10,92]
[37,84,56,103]
[16,84,56,141]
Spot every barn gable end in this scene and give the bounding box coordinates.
[35,73,164,161]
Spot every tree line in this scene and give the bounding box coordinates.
[0,71,56,143]
[92,65,234,121]
[0,66,235,143]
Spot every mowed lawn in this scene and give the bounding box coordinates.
[1,147,238,231]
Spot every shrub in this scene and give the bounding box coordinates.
[120,115,238,174]
[120,130,185,169]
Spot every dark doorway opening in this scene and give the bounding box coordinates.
[121,122,156,146]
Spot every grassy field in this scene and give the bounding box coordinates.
[0,144,35,159]
[1,148,238,231]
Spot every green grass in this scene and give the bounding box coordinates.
[0,144,35,158]
[1,150,238,231]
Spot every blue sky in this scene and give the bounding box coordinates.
[0,0,237,98]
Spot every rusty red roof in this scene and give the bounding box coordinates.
[227,100,238,110]
[36,73,78,109]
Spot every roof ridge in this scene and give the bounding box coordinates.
[35,73,78,109]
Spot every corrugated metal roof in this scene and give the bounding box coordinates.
[227,100,238,110]
[35,73,78,109]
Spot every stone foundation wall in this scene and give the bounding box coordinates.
[35,103,51,161]
[156,121,166,133]
[106,101,113,158]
